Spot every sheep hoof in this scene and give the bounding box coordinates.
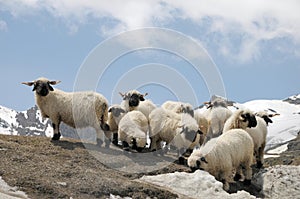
[52,133,61,141]
[96,139,103,147]
[234,173,242,181]
[256,161,263,168]
[123,147,130,152]
[136,147,144,152]
[243,179,251,186]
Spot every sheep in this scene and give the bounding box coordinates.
[244,111,279,168]
[119,90,156,119]
[149,108,201,157]
[118,110,149,152]
[194,109,209,145]
[202,98,232,142]
[22,77,111,147]
[188,109,257,191]
[107,105,127,145]
[161,100,194,117]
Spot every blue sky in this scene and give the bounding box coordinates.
[0,0,300,111]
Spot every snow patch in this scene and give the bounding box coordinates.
[140,170,255,199]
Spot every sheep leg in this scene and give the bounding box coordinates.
[112,133,118,146]
[96,129,104,147]
[243,162,253,185]
[234,166,243,181]
[104,131,112,148]
[122,141,130,151]
[51,120,61,141]
[257,143,265,168]
[220,171,231,191]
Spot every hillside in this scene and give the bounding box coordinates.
[0,132,299,199]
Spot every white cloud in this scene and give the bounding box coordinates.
[1,0,300,62]
[0,19,7,31]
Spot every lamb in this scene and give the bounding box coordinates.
[22,77,111,146]
[244,111,279,168]
[149,108,201,156]
[161,100,194,117]
[188,109,257,191]
[119,90,156,119]
[118,110,149,152]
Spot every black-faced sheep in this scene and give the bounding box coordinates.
[119,90,156,119]
[22,77,111,146]
[118,110,149,152]
[188,109,257,191]
[245,111,279,168]
[149,108,201,157]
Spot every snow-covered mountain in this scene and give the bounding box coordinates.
[0,105,79,139]
[1,94,300,150]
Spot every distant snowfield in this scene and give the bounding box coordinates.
[240,100,300,151]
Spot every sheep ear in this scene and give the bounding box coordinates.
[49,80,61,85]
[197,129,203,135]
[119,92,126,99]
[139,93,148,101]
[22,81,35,86]
[108,107,112,112]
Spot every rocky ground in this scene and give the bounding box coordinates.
[0,132,299,199]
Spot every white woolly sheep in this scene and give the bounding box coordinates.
[22,77,111,146]
[245,111,279,168]
[161,100,194,117]
[202,102,232,142]
[188,131,254,191]
[107,105,127,145]
[149,108,201,156]
[188,109,257,191]
[119,90,156,119]
[118,110,149,152]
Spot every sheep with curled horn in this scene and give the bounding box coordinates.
[22,77,111,147]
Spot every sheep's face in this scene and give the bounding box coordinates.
[189,156,208,172]
[22,78,61,97]
[197,157,209,171]
[109,106,126,118]
[240,111,257,128]
[180,104,194,117]
[119,90,148,108]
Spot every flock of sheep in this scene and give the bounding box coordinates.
[22,77,279,191]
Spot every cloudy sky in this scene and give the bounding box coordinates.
[0,0,300,111]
